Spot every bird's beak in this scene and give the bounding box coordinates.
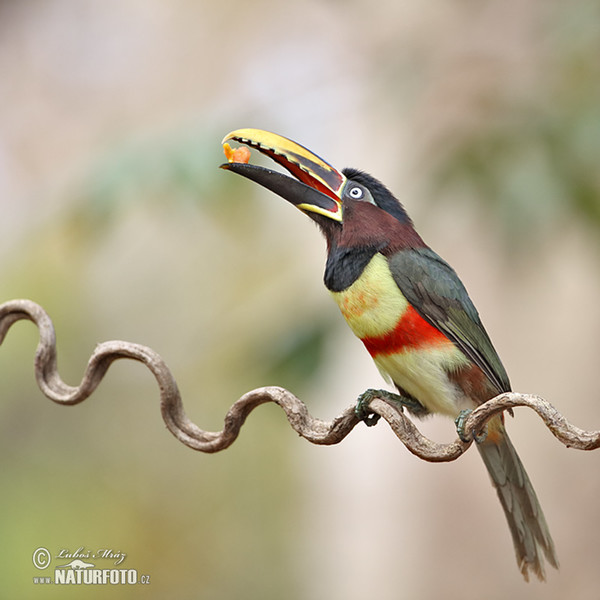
[220,128,345,222]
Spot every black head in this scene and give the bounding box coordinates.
[340,168,413,225]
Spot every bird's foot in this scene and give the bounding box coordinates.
[454,409,488,443]
[355,389,428,426]
[355,389,383,426]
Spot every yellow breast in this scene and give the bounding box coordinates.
[329,253,410,339]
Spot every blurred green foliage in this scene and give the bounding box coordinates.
[426,2,600,242]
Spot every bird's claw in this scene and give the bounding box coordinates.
[455,409,488,443]
[355,389,383,426]
[355,388,428,426]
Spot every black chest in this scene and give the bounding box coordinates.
[323,245,379,293]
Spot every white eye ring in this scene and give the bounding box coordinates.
[348,186,363,199]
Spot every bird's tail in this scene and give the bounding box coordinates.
[476,418,558,581]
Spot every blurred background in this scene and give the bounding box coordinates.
[1,1,599,598]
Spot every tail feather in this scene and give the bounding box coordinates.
[477,424,558,581]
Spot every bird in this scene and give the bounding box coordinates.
[220,128,558,581]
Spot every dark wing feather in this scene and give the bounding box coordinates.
[388,248,511,393]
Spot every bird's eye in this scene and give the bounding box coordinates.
[348,186,364,199]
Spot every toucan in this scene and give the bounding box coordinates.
[220,128,558,581]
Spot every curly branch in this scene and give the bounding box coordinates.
[1,299,598,458]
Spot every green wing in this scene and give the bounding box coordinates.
[388,247,511,394]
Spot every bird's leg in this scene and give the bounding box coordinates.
[454,409,488,443]
[355,388,429,426]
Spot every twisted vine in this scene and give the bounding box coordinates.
[1,299,598,459]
